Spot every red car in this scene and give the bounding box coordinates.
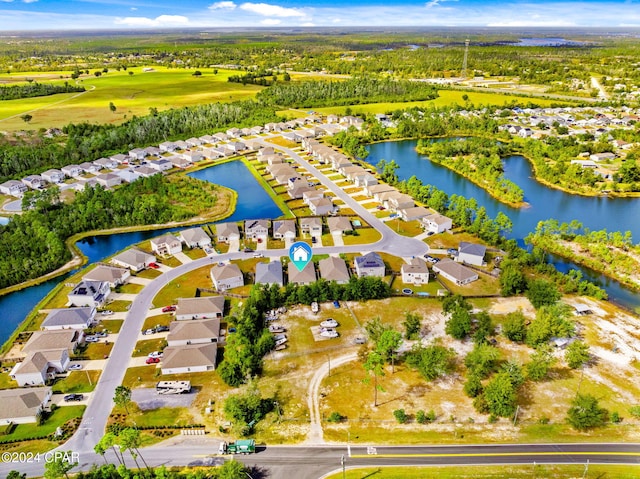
[162,305,176,313]
[146,357,160,364]
[148,262,160,269]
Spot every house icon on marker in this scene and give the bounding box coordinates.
[292,246,309,262]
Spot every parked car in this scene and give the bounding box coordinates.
[320,328,339,338]
[320,319,339,328]
[100,310,113,316]
[148,262,160,269]
[253,253,264,258]
[85,336,99,343]
[155,325,170,333]
[162,305,176,313]
[447,248,458,255]
[228,327,237,333]
[95,331,108,338]
[64,394,84,402]
[269,324,286,333]
[142,329,155,336]
[376,205,385,210]
[146,357,161,364]
[148,351,163,359]
[424,255,438,264]
[311,236,317,244]
[333,300,340,308]
[243,247,254,253]
[68,364,83,370]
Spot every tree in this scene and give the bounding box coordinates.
[364,317,390,343]
[502,310,527,342]
[113,385,132,413]
[98,432,124,465]
[525,279,561,309]
[218,459,250,478]
[526,303,574,348]
[500,261,527,296]
[565,340,590,369]
[403,312,421,340]
[193,70,202,77]
[6,472,26,479]
[406,342,456,381]
[473,311,494,344]
[464,343,500,378]
[483,371,518,418]
[526,345,556,381]
[283,72,291,81]
[94,71,102,77]
[119,427,151,473]
[567,394,608,430]
[43,452,77,479]
[109,102,117,113]
[363,350,385,407]
[223,380,273,433]
[20,114,32,123]
[375,329,402,366]
[445,306,472,340]
[393,409,408,424]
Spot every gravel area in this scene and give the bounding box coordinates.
[132,387,197,410]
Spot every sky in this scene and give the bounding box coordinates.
[1,0,640,31]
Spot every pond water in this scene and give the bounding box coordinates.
[366,140,640,311]
[0,160,282,346]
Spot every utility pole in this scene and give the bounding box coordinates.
[513,405,520,426]
[582,460,589,479]
[341,454,346,479]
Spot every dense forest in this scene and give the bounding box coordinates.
[0,175,222,288]
[256,77,438,108]
[0,81,84,100]
[0,100,279,182]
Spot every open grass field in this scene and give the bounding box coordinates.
[277,89,569,118]
[52,370,101,393]
[0,67,263,130]
[0,405,85,443]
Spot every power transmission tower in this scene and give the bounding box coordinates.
[462,39,470,78]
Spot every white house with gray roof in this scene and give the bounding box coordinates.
[83,265,130,287]
[0,180,28,197]
[401,258,429,285]
[150,234,182,256]
[161,343,218,375]
[272,220,296,241]
[457,242,486,266]
[111,247,156,272]
[179,227,212,249]
[210,264,244,291]
[255,261,284,287]
[176,296,225,321]
[433,258,478,285]
[41,169,64,184]
[0,388,52,424]
[10,349,70,387]
[41,307,96,331]
[167,319,220,346]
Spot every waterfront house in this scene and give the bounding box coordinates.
[41,307,96,331]
[83,265,130,287]
[244,219,269,241]
[216,222,240,243]
[179,227,212,249]
[111,247,156,272]
[67,280,110,308]
[272,220,296,241]
[150,234,182,256]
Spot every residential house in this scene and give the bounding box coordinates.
[176,296,225,321]
[10,350,70,387]
[355,252,385,278]
[41,169,65,184]
[318,256,350,284]
[117,169,141,184]
[300,217,322,236]
[258,147,275,159]
[255,261,284,287]
[244,220,269,241]
[365,184,395,197]
[111,247,156,272]
[110,154,129,164]
[83,265,130,287]
[201,147,224,160]
[146,146,162,157]
[185,137,202,148]
[287,261,316,285]
[96,173,122,188]
[93,157,118,170]
[179,227,212,249]
[41,307,96,331]
[22,330,83,356]
[210,264,244,291]
[327,216,353,235]
[272,220,296,241]
[353,173,378,188]
[147,159,173,172]
[374,188,400,203]
[150,234,182,256]
[309,197,334,216]
[0,388,52,424]
[265,154,285,165]
[199,135,215,144]
[457,242,486,266]
[135,166,161,178]
[288,183,314,200]
[159,141,178,152]
[590,152,616,162]
[387,193,414,211]
[226,127,241,138]
[129,148,148,160]
[0,180,27,197]
[79,161,99,174]
[161,343,218,375]
[215,223,240,243]
[21,175,45,190]
[182,151,204,163]
[167,319,220,347]
[433,258,478,285]
[67,280,111,308]
[213,132,229,142]
[422,214,453,234]
[167,156,192,169]
[173,140,188,150]
[303,189,324,205]
[401,258,430,285]
[61,164,82,178]
[398,206,430,222]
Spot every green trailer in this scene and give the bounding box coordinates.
[219,439,256,454]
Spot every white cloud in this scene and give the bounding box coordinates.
[426,0,457,8]
[0,0,15,3]
[331,17,341,23]
[209,1,236,10]
[260,18,281,25]
[22,0,38,3]
[114,14,189,27]
[130,7,137,11]
[239,2,305,17]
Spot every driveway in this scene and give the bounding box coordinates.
[51,392,93,407]
[128,277,152,286]
[228,238,240,252]
[131,387,197,410]
[331,232,344,247]
[256,237,268,251]
[173,252,193,264]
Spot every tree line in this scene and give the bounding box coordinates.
[0,81,84,100]
[0,175,221,288]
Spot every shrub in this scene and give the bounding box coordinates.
[327,412,345,423]
[416,410,427,424]
[393,409,408,424]
[488,414,498,424]
[629,406,640,418]
[538,416,550,425]
[611,412,622,423]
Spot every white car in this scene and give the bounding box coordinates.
[320,328,339,338]
[85,336,99,343]
[68,364,83,370]
[148,351,163,359]
[320,319,338,328]
[101,310,114,316]
[253,253,264,258]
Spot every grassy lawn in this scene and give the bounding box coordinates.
[133,407,194,428]
[0,67,263,130]
[390,277,442,297]
[0,438,56,454]
[377,253,407,273]
[267,238,286,249]
[116,283,144,294]
[0,372,17,390]
[96,319,123,334]
[324,465,640,479]
[152,265,214,308]
[133,338,168,357]
[183,248,208,260]
[266,137,298,148]
[386,219,424,237]
[104,299,132,312]
[52,370,101,393]
[135,269,163,280]
[0,405,85,443]
[343,228,381,245]
[426,230,486,250]
[76,341,114,360]
[160,256,183,268]
[142,314,175,330]
[122,366,160,389]
[41,284,74,309]
[321,233,335,247]
[439,273,500,296]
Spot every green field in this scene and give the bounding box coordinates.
[0,67,263,130]
[278,89,569,118]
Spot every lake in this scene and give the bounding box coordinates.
[0,161,282,346]
[366,140,640,311]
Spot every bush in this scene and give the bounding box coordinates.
[567,394,608,430]
[629,406,640,418]
[538,416,550,425]
[488,414,498,424]
[393,409,408,424]
[611,411,622,423]
[416,410,427,424]
[327,412,345,423]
